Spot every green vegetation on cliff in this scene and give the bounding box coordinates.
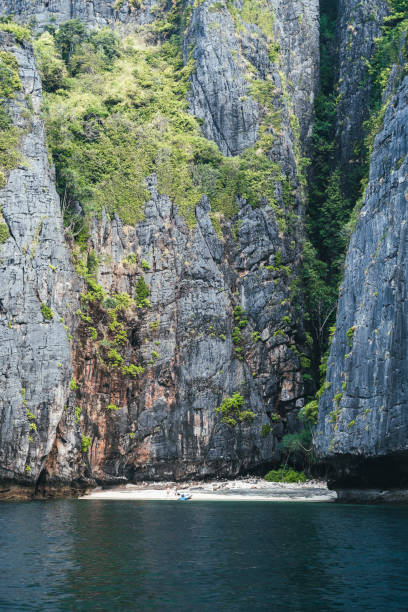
[0,20,31,43]
[305,0,407,352]
[215,393,256,427]
[37,17,292,233]
[0,46,22,189]
[0,18,32,197]
[365,0,408,159]
[303,0,341,359]
[303,0,407,429]
[264,468,306,483]
[371,0,408,94]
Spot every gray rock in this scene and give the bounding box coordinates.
[184,0,319,155]
[335,0,388,192]
[0,0,321,494]
[315,76,408,487]
[0,32,79,487]
[336,488,408,504]
[0,0,158,31]
[184,0,260,155]
[52,180,306,483]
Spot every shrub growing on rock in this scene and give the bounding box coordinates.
[264,468,306,483]
[215,393,256,427]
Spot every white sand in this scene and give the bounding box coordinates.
[80,479,337,503]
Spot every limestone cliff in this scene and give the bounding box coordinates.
[0,30,79,496]
[2,0,407,497]
[0,1,320,495]
[335,0,388,193]
[185,0,319,156]
[315,75,408,488]
[313,0,408,490]
[0,0,158,30]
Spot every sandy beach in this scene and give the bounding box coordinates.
[80,478,337,502]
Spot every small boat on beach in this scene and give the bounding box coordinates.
[176,491,192,501]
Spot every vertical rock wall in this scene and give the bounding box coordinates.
[314,0,408,490]
[335,0,388,192]
[0,0,321,494]
[53,183,303,484]
[49,0,320,485]
[0,31,79,496]
[315,75,408,487]
[184,0,319,156]
[0,0,158,30]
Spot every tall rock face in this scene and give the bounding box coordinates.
[0,0,158,30]
[0,31,79,496]
[49,187,302,484]
[0,0,320,495]
[46,0,319,488]
[335,0,388,194]
[315,76,408,488]
[184,0,319,156]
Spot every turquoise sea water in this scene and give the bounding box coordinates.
[0,500,407,611]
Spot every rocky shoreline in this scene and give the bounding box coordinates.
[80,477,337,503]
[3,475,408,504]
[335,489,408,504]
